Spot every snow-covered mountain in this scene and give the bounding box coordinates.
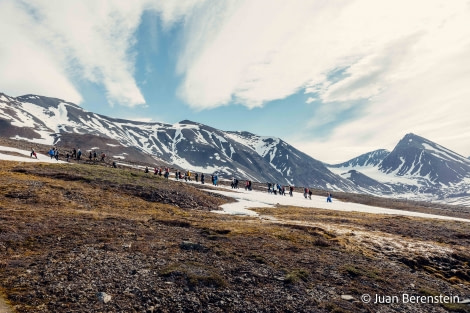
[0,92,355,190]
[328,133,470,205]
[379,133,469,186]
[1,91,469,205]
[329,149,390,169]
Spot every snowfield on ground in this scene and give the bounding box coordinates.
[1,145,468,223]
[198,182,470,222]
[0,146,67,164]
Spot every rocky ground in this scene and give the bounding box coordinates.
[0,159,469,312]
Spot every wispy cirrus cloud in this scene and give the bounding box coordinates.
[1,0,469,161]
[0,1,83,103]
[0,0,203,107]
[175,0,470,161]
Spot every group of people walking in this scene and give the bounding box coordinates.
[265,182,332,202]
[31,145,334,203]
[267,183,288,196]
[31,146,109,164]
[149,169,332,202]
[267,182,296,197]
[48,147,61,161]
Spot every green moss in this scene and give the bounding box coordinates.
[284,269,309,284]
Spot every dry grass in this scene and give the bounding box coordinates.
[0,160,469,312]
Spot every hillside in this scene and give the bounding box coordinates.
[0,159,469,312]
[0,93,354,190]
[1,91,470,206]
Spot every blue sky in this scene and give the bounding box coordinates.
[1,0,470,163]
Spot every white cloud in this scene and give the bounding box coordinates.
[176,0,470,161]
[306,97,316,104]
[0,0,203,107]
[1,0,469,161]
[0,1,82,103]
[25,0,148,107]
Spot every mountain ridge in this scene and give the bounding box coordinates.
[0,92,356,190]
[1,91,469,205]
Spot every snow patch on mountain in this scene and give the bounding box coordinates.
[226,132,280,159]
[422,143,470,165]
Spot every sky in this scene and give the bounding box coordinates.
[1,0,470,163]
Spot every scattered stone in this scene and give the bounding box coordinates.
[341,295,355,301]
[97,292,112,304]
[179,241,204,251]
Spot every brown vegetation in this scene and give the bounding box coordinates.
[0,160,469,312]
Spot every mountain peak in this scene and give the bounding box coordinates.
[380,132,470,185]
[178,120,198,125]
[402,132,426,142]
[15,94,83,110]
[329,149,390,168]
[396,133,433,149]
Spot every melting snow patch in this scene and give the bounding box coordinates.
[0,146,68,164]
[212,199,266,216]
[205,184,470,222]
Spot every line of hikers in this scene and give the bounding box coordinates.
[266,182,332,202]
[143,167,255,190]
[32,146,108,164]
[30,148,333,202]
[267,182,291,196]
[142,166,332,202]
